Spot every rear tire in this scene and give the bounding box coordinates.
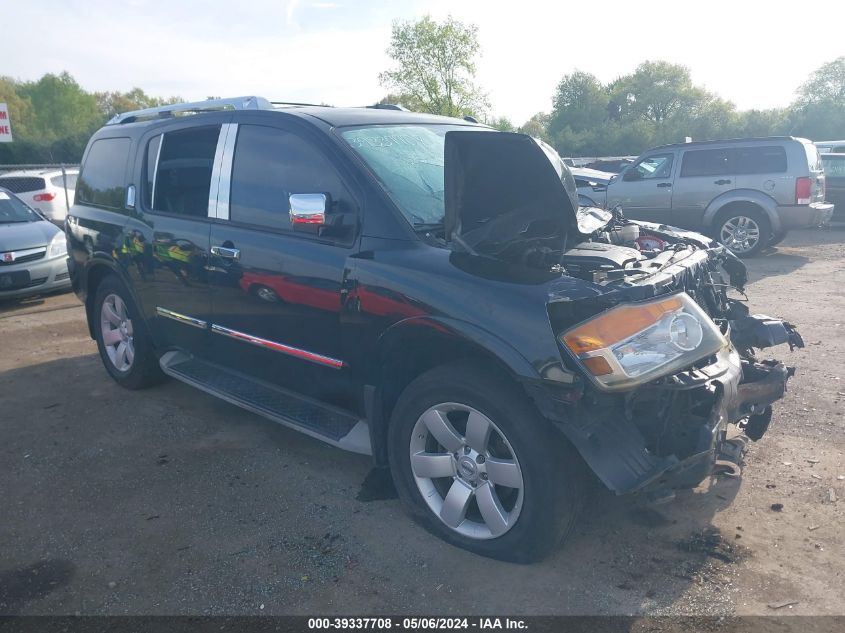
[713,206,771,257]
[768,229,788,247]
[93,275,165,390]
[387,361,586,563]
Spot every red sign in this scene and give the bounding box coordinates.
[0,104,12,143]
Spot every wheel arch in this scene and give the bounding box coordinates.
[83,258,140,340]
[367,316,541,466]
[702,190,782,233]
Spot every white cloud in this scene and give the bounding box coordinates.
[286,0,302,26]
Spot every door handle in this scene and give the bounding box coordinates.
[211,245,240,260]
[714,179,732,185]
[656,182,672,188]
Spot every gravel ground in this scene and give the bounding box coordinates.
[0,228,842,617]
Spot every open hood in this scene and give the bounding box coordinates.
[444,131,580,252]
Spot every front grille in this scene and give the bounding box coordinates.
[55,271,70,281]
[0,249,47,266]
[0,177,46,193]
[29,277,48,287]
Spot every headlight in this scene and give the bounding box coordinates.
[560,292,726,391]
[49,232,68,258]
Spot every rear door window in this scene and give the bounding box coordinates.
[0,177,46,193]
[76,137,131,208]
[50,174,78,189]
[680,149,731,177]
[731,146,788,175]
[148,126,219,217]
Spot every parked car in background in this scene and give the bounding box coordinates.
[0,168,78,225]
[585,157,634,173]
[597,137,833,256]
[571,167,613,207]
[815,140,845,154]
[821,153,845,220]
[0,187,71,299]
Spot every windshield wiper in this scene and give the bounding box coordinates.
[409,211,444,232]
[413,221,444,232]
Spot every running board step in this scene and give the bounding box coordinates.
[159,351,371,455]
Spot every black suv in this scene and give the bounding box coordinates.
[67,97,803,562]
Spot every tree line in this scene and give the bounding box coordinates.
[1,15,843,165]
[0,72,180,164]
[380,17,845,157]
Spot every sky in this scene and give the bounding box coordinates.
[3,0,844,123]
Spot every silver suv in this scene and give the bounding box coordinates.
[601,137,833,256]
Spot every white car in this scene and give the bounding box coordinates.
[0,168,78,225]
[814,140,845,154]
[571,167,614,207]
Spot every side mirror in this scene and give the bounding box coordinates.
[289,193,328,230]
[622,168,641,182]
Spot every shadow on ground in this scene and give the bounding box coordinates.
[0,354,754,615]
[747,226,843,283]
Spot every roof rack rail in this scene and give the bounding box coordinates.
[367,103,409,111]
[271,101,331,108]
[106,96,273,125]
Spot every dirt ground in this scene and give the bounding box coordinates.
[0,228,842,617]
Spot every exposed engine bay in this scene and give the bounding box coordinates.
[443,130,804,496]
[499,209,805,494]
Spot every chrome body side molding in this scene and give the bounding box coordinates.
[155,307,208,329]
[210,323,346,369]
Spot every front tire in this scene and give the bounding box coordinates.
[93,275,165,390]
[387,362,586,562]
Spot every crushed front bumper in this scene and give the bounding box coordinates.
[540,345,794,495]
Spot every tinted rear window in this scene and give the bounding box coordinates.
[680,149,730,177]
[150,126,219,217]
[77,138,131,209]
[0,176,46,193]
[731,146,787,174]
[50,174,78,189]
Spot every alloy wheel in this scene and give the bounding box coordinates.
[409,403,524,540]
[100,293,135,372]
[719,216,761,254]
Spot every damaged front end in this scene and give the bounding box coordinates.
[540,225,804,496]
[440,130,802,495]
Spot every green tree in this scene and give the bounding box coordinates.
[549,71,609,136]
[610,61,706,127]
[789,57,845,140]
[18,72,101,145]
[734,108,789,138]
[519,112,550,141]
[0,77,40,164]
[487,116,515,132]
[379,15,488,118]
[95,87,181,120]
[795,57,845,106]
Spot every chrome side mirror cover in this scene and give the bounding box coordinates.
[289,193,327,228]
